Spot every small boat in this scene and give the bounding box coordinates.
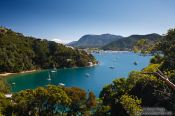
[109,66,115,69]
[47,73,51,81]
[53,65,57,70]
[5,94,12,98]
[51,70,56,73]
[12,82,16,85]
[134,61,138,65]
[59,83,65,86]
[85,73,90,77]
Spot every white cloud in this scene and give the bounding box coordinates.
[51,38,64,44]
[50,38,72,44]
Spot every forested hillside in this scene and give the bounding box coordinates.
[102,33,162,50]
[99,29,175,115]
[68,33,162,50]
[0,27,96,73]
[68,34,123,48]
[0,28,175,115]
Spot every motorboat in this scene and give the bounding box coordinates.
[51,70,57,73]
[109,66,115,69]
[134,61,138,65]
[85,73,90,77]
[59,83,65,86]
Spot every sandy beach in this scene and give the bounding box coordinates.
[0,70,37,77]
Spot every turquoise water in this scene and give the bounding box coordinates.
[6,52,152,96]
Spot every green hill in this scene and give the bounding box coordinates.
[0,27,96,73]
[102,33,162,50]
[68,34,123,48]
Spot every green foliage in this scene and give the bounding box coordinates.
[99,78,129,106]
[155,28,175,70]
[12,86,71,116]
[63,87,87,115]
[133,39,154,54]
[0,77,12,115]
[150,54,164,64]
[102,33,161,50]
[0,93,13,116]
[99,61,175,115]
[0,78,10,93]
[119,94,142,116]
[133,39,147,52]
[99,78,132,115]
[94,105,110,116]
[129,62,175,113]
[86,91,97,109]
[0,85,98,116]
[0,93,5,115]
[142,64,160,72]
[0,28,96,73]
[1,28,175,115]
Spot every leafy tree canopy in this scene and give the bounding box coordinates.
[0,27,96,73]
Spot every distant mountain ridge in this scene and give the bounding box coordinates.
[102,33,162,50]
[68,34,123,48]
[68,33,162,50]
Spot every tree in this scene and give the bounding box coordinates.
[12,86,71,116]
[0,78,10,93]
[0,84,102,115]
[99,78,135,115]
[155,28,175,70]
[86,91,97,109]
[119,94,142,116]
[63,87,87,115]
[0,27,97,73]
[143,68,175,91]
[94,105,110,116]
[133,39,153,54]
[0,93,13,116]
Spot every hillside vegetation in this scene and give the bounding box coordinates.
[0,28,175,116]
[0,27,96,73]
[68,34,123,48]
[68,33,162,50]
[99,29,175,115]
[102,33,162,50]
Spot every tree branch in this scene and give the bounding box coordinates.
[142,68,175,91]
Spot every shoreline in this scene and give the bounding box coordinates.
[58,62,99,70]
[0,63,98,77]
[0,70,37,77]
[0,51,129,77]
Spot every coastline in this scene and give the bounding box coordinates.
[0,63,98,77]
[0,51,131,78]
[0,70,37,77]
[61,62,99,70]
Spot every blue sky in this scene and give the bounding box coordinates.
[0,0,175,43]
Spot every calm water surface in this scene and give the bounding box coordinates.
[6,52,152,96]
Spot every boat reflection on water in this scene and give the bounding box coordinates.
[47,73,51,81]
